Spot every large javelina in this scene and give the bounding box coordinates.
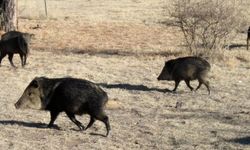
[157,56,211,94]
[15,77,111,136]
[0,36,28,67]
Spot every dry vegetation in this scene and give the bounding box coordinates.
[167,0,246,57]
[0,0,249,149]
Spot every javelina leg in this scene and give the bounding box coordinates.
[48,111,60,128]
[0,55,6,66]
[203,80,210,95]
[8,54,16,67]
[66,112,85,130]
[195,80,202,91]
[96,112,111,137]
[173,80,180,92]
[19,54,24,67]
[84,116,96,131]
[23,55,27,66]
[247,39,249,50]
[196,79,210,94]
[184,80,193,91]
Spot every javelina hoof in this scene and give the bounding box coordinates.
[175,101,183,109]
[171,90,177,94]
[72,126,85,131]
[78,125,85,131]
[164,88,171,93]
[47,124,60,130]
[106,131,110,137]
[11,64,17,68]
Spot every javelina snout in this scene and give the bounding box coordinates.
[15,77,111,136]
[157,65,172,81]
[14,100,27,109]
[15,79,43,109]
[157,56,211,94]
[15,101,20,109]
[157,73,163,80]
[157,73,170,80]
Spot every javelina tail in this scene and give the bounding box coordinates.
[199,58,211,71]
[206,61,211,70]
[102,94,109,106]
[18,36,29,55]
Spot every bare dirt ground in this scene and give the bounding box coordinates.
[0,0,249,149]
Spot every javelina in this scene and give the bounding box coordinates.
[1,31,34,44]
[157,56,211,94]
[15,77,111,136]
[0,36,28,67]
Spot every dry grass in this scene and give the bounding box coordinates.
[19,19,184,56]
[0,0,249,149]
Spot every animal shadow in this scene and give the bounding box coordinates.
[225,44,246,50]
[89,132,107,137]
[97,83,171,93]
[230,136,250,145]
[0,120,59,129]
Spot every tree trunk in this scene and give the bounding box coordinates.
[1,0,17,32]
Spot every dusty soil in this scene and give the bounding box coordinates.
[0,0,249,149]
[0,50,249,149]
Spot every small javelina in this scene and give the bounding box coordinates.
[0,36,28,67]
[15,77,111,136]
[157,56,211,94]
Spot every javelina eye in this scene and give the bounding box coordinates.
[28,92,32,96]
[31,80,39,88]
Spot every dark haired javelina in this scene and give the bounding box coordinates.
[157,56,211,94]
[0,31,34,67]
[0,36,28,67]
[15,77,111,136]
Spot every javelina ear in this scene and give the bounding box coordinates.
[30,80,39,88]
[43,82,62,108]
[31,77,46,88]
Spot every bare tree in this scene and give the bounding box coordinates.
[1,0,17,31]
